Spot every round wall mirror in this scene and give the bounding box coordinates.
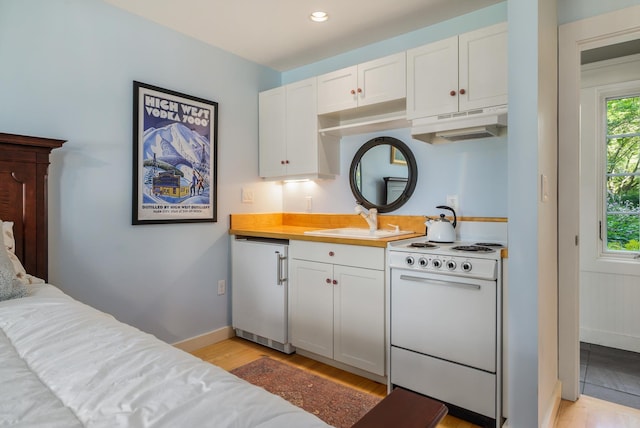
[349,136,417,213]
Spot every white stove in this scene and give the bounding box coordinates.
[388,237,503,280]
[388,235,504,426]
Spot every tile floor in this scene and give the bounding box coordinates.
[580,342,640,410]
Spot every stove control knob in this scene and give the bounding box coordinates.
[462,261,473,272]
[446,260,457,270]
[418,257,428,267]
[405,256,415,266]
[432,259,442,269]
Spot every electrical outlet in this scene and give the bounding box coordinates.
[241,188,254,204]
[217,279,226,295]
[305,196,312,213]
[446,195,459,212]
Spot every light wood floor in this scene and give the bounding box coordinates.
[190,337,640,428]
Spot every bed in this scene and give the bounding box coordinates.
[0,133,331,427]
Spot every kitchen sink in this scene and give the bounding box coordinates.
[303,227,414,239]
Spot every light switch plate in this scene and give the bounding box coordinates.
[541,174,549,203]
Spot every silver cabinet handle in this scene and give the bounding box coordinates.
[399,274,481,290]
[276,251,287,285]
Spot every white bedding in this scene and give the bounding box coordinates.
[0,284,331,427]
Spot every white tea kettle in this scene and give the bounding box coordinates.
[425,205,457,243]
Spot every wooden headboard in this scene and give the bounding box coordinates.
[0,133,65,281]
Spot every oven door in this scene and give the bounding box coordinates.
[390,269,497,372]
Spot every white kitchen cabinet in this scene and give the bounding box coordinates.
[407,22,507,120]
[289,241,385,376]
[317,52,406,115]
[258,86,286,178]
[259,78,339,179]
[289,259,334,357]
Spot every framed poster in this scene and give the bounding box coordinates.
[390,146,406,165]
[132,81,218,224]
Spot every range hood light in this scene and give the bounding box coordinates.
[411,105,508,144]
[435,125,500,141]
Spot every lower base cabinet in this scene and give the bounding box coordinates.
[289,241,385,376]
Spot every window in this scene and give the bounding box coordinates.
[603,94,640,254]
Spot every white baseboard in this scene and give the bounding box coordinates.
[172,326,234,352]
[580,327,640,353]
[541,380,562,428]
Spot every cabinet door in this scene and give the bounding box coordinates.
[317,65,358,114]
[406,36,458,120]
[458,22,508,112]
[258,86,286,178]
[357,52,406,108]
[285,78,318,176]
[333,265,385,376]
[289,259,334,358]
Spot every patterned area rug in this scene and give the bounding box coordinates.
[231,357,382,428]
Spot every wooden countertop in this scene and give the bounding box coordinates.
[229,213,425,248]
[229,213,508,257]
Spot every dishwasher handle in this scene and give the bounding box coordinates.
[399,274,481,290]
[276,251,287,285]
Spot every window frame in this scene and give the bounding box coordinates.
[599,91,640,259]
[579,54,640,277]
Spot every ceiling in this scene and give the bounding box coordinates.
[103,0,502,71]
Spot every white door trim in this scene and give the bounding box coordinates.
[558,4,640,401]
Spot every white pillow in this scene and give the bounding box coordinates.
[2,220,15,251]
[1,220,45,285]
[0,220,29,301]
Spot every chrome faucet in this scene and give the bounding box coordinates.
[355,204,377,231]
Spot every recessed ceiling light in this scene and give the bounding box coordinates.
[310,11,328,22]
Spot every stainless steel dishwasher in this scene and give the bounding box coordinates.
[231,236,294,354]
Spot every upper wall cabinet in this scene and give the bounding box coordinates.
[317,52,406,115]
[406,23,507,120]
[259,78,339,179]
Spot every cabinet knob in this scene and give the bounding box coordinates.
[350,89,356,95]
[450,90,456,96]
[326,278,331,284]
[357,88,362,93]
[460,88,466,95]
[280,160,285,164]
[332,279,338,285]
[285,160,290,164]
[328,251,335,256]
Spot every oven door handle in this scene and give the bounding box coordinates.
[399,274,481,290]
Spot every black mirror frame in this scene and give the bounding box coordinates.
[349,136,418,213]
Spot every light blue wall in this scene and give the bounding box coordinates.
[0,0,279,343]
[557,0,640,24]
[507,0,544,424]
[283,128,508,218]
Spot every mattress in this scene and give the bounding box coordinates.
[0,284,330,427]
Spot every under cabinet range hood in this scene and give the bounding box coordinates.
[411,105,508,144]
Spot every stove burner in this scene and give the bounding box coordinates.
[475,242,503,247]
[451,245,496,253]
[409,242,439,248]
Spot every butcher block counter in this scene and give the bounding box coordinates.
[230,213,508,257]
[229,213,425,248]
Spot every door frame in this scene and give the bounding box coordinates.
[558,5,640,401]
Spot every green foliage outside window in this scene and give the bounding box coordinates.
[606,95,639,252]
